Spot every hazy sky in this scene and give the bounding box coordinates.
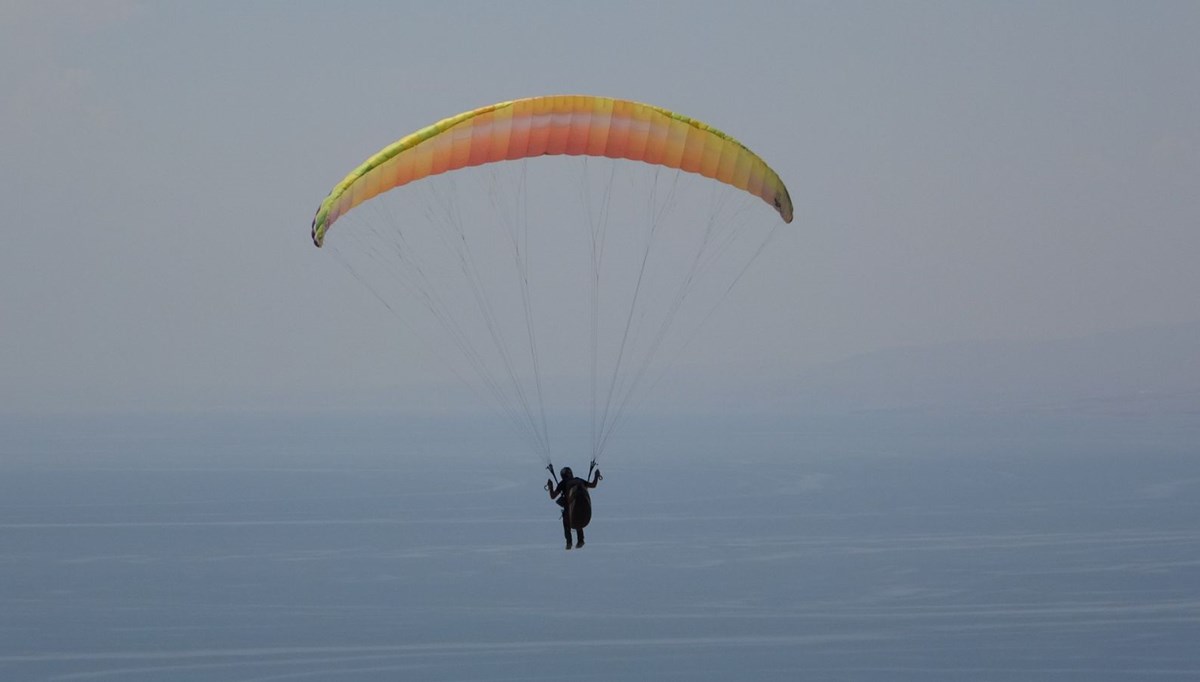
[2,1,1197,414]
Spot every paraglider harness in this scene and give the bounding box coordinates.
[546,460,602,530]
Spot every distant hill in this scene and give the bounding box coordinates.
[732,321,1200,415]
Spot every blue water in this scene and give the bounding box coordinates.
[2,412,1198,681]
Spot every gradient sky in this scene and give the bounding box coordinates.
[2,1,1197,414]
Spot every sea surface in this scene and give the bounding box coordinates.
[2,411,1198,681]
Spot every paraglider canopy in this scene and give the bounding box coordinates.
[312,95,792,247]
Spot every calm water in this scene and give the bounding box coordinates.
[2,412,1198,681]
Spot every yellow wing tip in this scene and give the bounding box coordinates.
[311,214,325,247]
